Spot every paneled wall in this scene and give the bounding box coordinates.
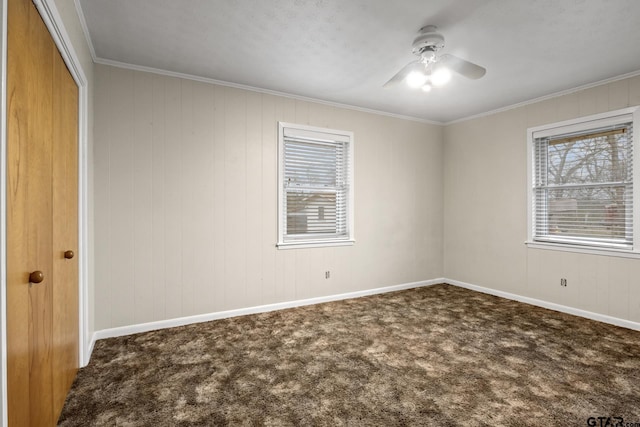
[94,64,444,330]
[444,74,640,323]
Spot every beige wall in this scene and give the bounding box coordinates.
[444,75,640,323]
[94,64,444,330]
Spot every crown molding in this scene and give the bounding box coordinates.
[94,57,443,126]
[445,69,640,125]
[68,2,640,127]
[73,0,97,62]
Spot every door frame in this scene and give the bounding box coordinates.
[0,0,90,425]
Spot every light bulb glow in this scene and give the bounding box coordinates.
[406,71,427,88]
[431,68,451,86]
[421,83,432,92]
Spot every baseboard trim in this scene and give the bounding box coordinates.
[445,278,640,331]
[89,278,445,355]
[88,276,640,361]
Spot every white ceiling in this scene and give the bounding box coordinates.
[77,0,640,123]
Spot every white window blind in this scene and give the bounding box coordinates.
[278,123,354,248]
[532,115,634,250]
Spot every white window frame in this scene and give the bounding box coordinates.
[526,106,640,258]
[277,122,355,249]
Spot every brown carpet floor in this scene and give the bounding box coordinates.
[58,284,640,426]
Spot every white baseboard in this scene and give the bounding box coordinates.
[445,278,640,331]
[87,276,640,363]
[89,278,445,357]
[85,335,96,363]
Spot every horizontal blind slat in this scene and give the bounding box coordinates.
[533,120,633,249]
[282,128,351,243]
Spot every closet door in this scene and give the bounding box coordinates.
[52,45,79,417]
[6,0,79,424]
[7,0,55,424]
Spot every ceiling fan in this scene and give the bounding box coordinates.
[384,25,486,92]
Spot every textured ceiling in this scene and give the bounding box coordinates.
[78,0,640,123]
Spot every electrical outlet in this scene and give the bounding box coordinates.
[560,278,567,287]
[325,271,330,279]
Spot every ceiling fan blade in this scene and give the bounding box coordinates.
[439,54,486,80]
[383,61,422,87]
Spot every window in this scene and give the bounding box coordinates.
[527,107,639,254]
[277,122,354,248]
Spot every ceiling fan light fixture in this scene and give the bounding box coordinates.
[421,83,432,92]
[431,67,451,86]
[384,26,486,90]
[406,70,427,88]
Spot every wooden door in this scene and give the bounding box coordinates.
[7,0,55,424]
[6,0,79,424]
[51,42,79,416]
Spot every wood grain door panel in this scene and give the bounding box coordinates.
[6,0,80,424]
[52,47,79,419]
[7,0,55,424]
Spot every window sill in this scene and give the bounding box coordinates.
[525,240,640,259]
[277,240,355,250]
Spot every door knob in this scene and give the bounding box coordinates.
[29,271,44,284]
[64,250,74,259]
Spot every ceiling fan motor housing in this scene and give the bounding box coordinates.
[382,24,486,88]
[412,25,445,55]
